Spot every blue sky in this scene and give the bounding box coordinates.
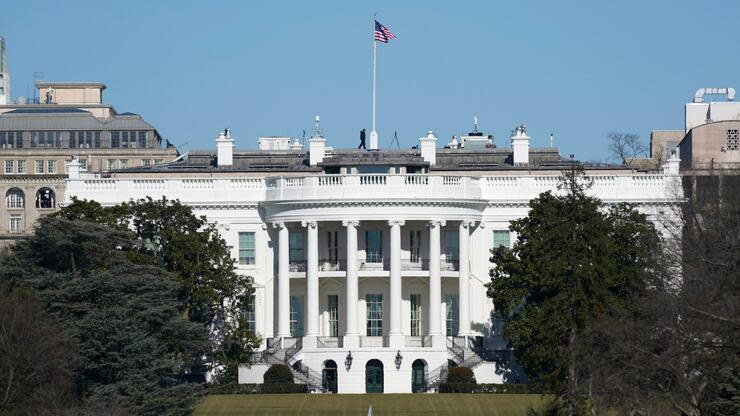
[2,1,739,161]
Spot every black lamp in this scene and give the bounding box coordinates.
[395,350,403,370]
[345,351,353,371]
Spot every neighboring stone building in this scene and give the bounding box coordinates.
[66,125,681,393]
[0,81,177,244]
[648,87,740,173]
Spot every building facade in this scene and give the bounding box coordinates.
[65,127,681,394]
[0,81,178,243]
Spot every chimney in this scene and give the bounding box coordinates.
[662,147,681,176]
[67,156,82,180]
[511,125,530,165]
[419,131,438,166]
[216,128,234,167]
[308,115,326,166]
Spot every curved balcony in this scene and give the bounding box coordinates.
[266,174,482,202]
[263,174,487,223]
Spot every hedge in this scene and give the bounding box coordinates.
[440,383,532,394]
[446,367,476,384]
[207,383,307,394]
[264,364,295,384]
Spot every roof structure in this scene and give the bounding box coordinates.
[0,108,155,131]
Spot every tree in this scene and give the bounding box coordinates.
[487,169,662,415]
[54,198,259,381]
[0,218,209,415]
[607,132,648,166]
[0,283,78,415]
[584,174,740,416]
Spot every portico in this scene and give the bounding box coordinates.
[270,218,478,350]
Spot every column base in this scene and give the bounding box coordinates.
[302,335,318,351]
[388,334,405,348]
[430,333,446,349]
[343,334,360,349]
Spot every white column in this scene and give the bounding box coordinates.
[458,221,472,338]
[388,220,405,348]
[343,220,360,349]
[303,221,319,349]
[273,222,291,341]
[429,220,445,347]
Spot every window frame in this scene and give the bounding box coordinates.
[238,232,256,265]
[366,294,383,336]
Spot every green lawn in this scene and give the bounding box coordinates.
[195,394,544,416]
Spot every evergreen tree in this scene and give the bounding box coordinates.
[0,218,208,415]
[487,169,661,414]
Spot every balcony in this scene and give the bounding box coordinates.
[265,174,482,202]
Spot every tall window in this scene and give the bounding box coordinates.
[35,188,56,209]
[410,294,422,336]
[35,160,44,174]
[238,232,256,265]
[141,159,151,167]
[242,294,256,333]
[107,159,116,171]
[445,294,459,336]
[9,214,22,233]
[94,131,101,148]
[444,230,459,262]
[328,295,339,337]
[493,230,510,250]
[0,132,16,148]
[410,230,422,263]
[6,189,24,208]
[14,132,22,148]
[17,160,25,174]
[139,131,148,148]
[365,230,383,263]
[4,160,13,174]
[289,231,304,263]
[290,296,303,337]
[366,294,383,336]
[111,131,120,148]
[327,231,338,264]
[119,159,129,169]
[47,160,57,174]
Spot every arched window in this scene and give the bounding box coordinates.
[6,188,24,208]
[411,359,427,393]
[365,359,384,393]
[35,187,55,209]
[322,360,338,393]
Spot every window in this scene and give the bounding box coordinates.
[154,159,163,165]
[139,131,148,148]
[47,160,57,174]
[493,230,510,250]
[6,189,24,208]
[35,188,56,209]
[727,129,739,151]
[328,295,339,337]
[0,132,16,148]
[111,131,120,148]
[141,159,151,167]
[238,232,256,265]
[69,131,77,148]
[410,294,422,336]
[79,159,87,171]
[445,294,459,336]
[17,160,25,174]
[94,131,101,148]
[410,230,421,263]
[30,131,61,148]
[289,231,304,264]
[107,160,116,171]
[4,160,13,174]
[242,294,256,333]
[444,230,459,262]
[366,294,383,336]
[119,159,129,169]
[327,231,338,264]
[365,230,383,263]
[290,296,303,337]
[9,214,22,233]
[35,160,44,174]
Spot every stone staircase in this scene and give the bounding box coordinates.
[425,336,487,392]
[256,338,326,392]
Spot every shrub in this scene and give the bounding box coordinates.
[440,383,532,394]
[446,366,476,384]
[263,364,294,384]
[206,383,306,394]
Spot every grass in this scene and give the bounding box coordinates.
[194,393,544,416]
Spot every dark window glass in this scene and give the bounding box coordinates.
[139,131,147,148]
[69,131,77,148]
[111,131,120,148]
[94,131,101,148]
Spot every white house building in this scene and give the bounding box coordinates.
[64,125,682,394]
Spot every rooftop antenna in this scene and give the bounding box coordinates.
[301,129,306,145]
[389,131,400,149]
[549,132,554,147]
[473,115,479,133]
[314,115,321,137]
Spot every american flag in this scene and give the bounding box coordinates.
[374,20,396,43]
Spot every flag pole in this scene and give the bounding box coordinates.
[370,13,378,150]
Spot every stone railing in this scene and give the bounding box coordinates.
[265,174,482,202]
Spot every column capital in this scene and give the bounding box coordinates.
[342,219,360,228]
[388,219,405,227]
[429,219,446,228]
[461,220,476,229]
[300,220,317,228]
[272,221,286,230]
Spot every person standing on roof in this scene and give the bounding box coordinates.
[359,128,367,149]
